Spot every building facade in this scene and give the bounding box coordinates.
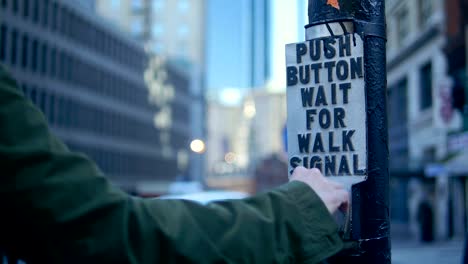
[0,0,185,194]
[205,99,253,193]
[247,90,288,193]
[443,0,468,240]
[204,88,288,193]
[247,90,287,163]
[96,0,207,183]
[386,0,463,240]
[97,0,205,65]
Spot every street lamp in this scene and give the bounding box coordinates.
[190,139,206,154]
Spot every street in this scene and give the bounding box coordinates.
[392,239,465,264]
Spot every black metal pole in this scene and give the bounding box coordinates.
[306,0,390,263]
[355,0,391,262]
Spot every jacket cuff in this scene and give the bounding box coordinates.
[279,181,344,263]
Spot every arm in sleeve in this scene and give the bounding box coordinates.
[0,66,344,264]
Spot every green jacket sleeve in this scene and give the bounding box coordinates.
[0,66,343,264]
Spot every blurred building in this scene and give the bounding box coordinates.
[204,89,288,194]
[204,0,273,193]
[76,0,95,10]
[444,0,468,162]
[247,0,271,89]
[205,99,253,193]
[0,0,188,194]
[97,0,205,66]
[248,1,307,192]
[247,90,287,163]
[96,0,207,183]
[247,1,305,192]
[248,90,288,192]
[442,0,468,240]
[386,0,464,240]
[144,56,192,177]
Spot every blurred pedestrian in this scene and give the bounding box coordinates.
[417,199,434,242]
[0,65,350,263]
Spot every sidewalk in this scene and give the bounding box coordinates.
[392,239,465,264]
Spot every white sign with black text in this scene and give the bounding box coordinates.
[286,26,367,184]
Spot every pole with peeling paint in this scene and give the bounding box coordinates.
[306,0,390,263]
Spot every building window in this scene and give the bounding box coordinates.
[130,19,143,37]
[49,93,56,124]
[12,0,18,14]
[154,0,164,11]
[29,85,37,104]
[56,96,63,126]
[10,29,18,65]
[178,40,188,58]
[21,34,29,69]
[66,54,73,81]
[131,0,144,11]
[154,43,164,54]
[51,2,58,31]
[38,89,47,113]
[75,17,83,43]
[59,50,66,80]
[178,0,189,13]
[23,0,30,18]
[31,38,39,72]
[396,7,409,47]
[32,0,40,23]
[420,62,433,110]
[70,14,78,40]
[178,0,189,12]
[50,47,56,77]
[418,0,433,27]
[67,11,74,39]
[389,78,408,128]
[42,0,49,27]
[152,24,164,37]
[59,7,66,35]
[110,0,121,9]
[40,43,48,75]
[0,24,7,62]
[177,24,188,38]
[422,147,436,164]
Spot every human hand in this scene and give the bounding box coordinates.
[290,167,349,214]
